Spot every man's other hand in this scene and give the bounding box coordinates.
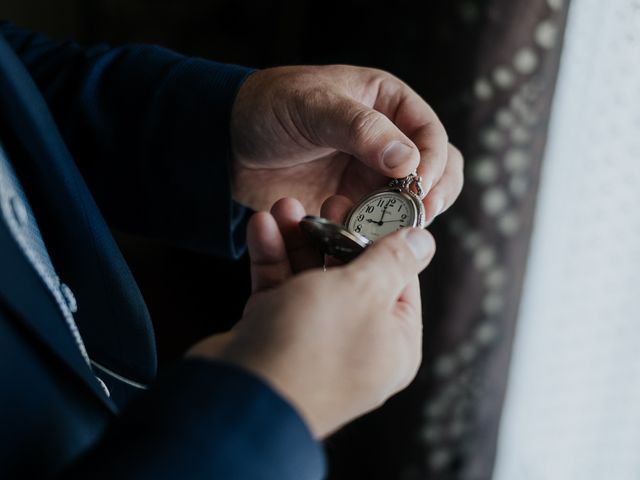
[189,199,436,438]
[230,65,463,226]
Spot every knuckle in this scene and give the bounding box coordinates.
[297,87,331,123]
[363,236,413,286]
[358,65,395,85]
[450,143,464,166]
[380,236,411,266]
[398,363,420,390]
[369,66,392,78]
[455,172,465,198]
[300,85,327,105]
[427,115,448,145]
[439,126,449,146]
[451,150,465,193]
[449,142,462,157]
[349,108,384,145]
[289,86,325,144]
[371,394,390,411]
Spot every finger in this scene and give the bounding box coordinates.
[247,212,291,294]
[345,227,436,305]
[320,195,353,224]
[374,78,449,195]
[270,197,323,273]
[412,122,449,193]
[320,195,355,267]
[308,94,421,178]
[422,143,464,225]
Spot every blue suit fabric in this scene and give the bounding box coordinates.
[0,22,325,479]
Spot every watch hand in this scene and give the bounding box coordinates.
[366,218,383,225]
[378,204,389,224]
[379,219,405,223]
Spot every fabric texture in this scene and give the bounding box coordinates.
[66,359,325,480]
[0,140,89,368]
[2,21,251,258]
[0,23,325,479]
[411,2,571,477]
[494,1,640,478]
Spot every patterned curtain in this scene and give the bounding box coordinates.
[412,1,571,478]
[319,1,572,478]
[77,0,572,477]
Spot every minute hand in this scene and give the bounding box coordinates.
[378,204,389,223]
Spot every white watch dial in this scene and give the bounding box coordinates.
[346,192,416,242]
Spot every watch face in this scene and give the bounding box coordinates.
[346,190,419,242]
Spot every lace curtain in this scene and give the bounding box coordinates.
[495,1,640,478]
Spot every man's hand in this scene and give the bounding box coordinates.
[189,199,436,438]
[230,65,463,225]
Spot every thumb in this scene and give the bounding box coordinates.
[346,228,435,302]
[311,95,420,178]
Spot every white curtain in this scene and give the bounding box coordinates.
[494,0,640,478]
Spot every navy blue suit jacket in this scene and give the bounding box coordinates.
[0,23,324,479]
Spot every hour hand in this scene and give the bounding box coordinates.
[366,218,383,225]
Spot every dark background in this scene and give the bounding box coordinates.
[1,2,488,478]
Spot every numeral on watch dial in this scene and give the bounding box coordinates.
[347,193,414,242]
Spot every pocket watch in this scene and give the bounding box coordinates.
[300,173,426,262]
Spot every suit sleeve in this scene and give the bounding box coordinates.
[0,21,254,258]
[63,359,326,479]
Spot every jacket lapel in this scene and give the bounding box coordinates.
[0,218,116,413]
[0,35,155,408]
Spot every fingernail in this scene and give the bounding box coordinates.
[382,141,414,170]
[405,228,434,260]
